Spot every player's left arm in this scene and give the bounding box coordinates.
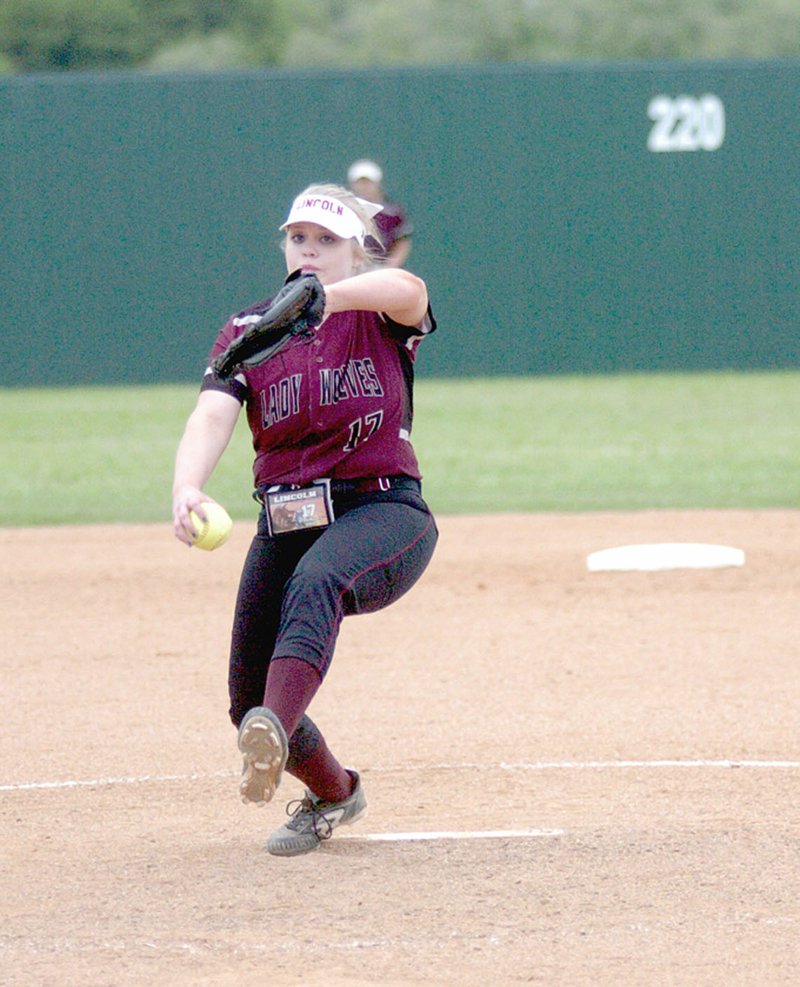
[324,269,428,327]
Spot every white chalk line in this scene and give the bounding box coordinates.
[341,828,563,842]
[0,930,513,958]
[0,769,236,792]
[497,758,800,770]
[2,758,799,794]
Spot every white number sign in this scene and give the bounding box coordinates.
[647,94,725,152]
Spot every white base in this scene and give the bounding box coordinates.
[587,542,745,572]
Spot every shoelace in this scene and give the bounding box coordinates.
[284,796,335,841]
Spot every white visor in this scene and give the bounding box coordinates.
[280,194,368,245]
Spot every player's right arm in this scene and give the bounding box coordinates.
[324,268,427,327]
[172,389,241,545]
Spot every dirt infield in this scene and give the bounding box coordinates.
[2,511,799,986]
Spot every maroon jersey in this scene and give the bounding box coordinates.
[201,302,436,488]
[374,199,412,253]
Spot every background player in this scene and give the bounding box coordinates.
[347,159,414,268]
[172,183,438,856]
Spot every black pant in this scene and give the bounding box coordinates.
[228,482,438,726]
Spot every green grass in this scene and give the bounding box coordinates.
[2,370,798,526]
[414,370,800,513]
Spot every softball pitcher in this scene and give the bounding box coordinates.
[172,183,438,856]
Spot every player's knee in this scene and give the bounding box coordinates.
[284,561,342,605]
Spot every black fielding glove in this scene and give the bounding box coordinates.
[213,272,326,378]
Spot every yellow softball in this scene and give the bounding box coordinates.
[189,502,233,551]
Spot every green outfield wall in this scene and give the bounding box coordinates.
[1,59,798,385]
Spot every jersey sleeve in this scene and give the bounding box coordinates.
[382,304,437,342]
[200,367,248,403]
[197,296,275,403]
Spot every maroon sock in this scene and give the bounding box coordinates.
[262,656,322,738]
[278,712,351,803]
[263,658,353,802]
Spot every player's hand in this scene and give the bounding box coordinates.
[173,485,210,546]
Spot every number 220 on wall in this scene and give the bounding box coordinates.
[647,94,726,152]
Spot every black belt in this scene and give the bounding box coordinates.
[330,475,417,495]
[254,475,418,505]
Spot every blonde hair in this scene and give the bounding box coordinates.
[290,182,386,267]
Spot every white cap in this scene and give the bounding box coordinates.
[347,159,383,184]
[280,193,383,245]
